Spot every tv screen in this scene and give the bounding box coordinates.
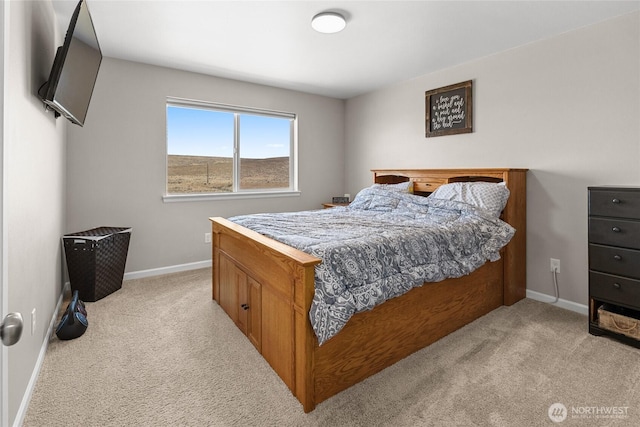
[39,0,102,127]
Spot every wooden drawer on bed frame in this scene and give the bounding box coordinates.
[412,178,448,193]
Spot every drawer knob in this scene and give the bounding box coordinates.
[613,283,621,289]
[612,227,621,233]
[612,198,620,204]
[240,304,249,310]
[614,255,622,261]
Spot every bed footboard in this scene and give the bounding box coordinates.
[211,217,321,412]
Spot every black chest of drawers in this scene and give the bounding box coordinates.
[588,186,640,348]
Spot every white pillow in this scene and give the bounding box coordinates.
[429,182,510,217]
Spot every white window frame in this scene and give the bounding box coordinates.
[163,97,299,202]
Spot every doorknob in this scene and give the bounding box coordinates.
[1,312,23,346]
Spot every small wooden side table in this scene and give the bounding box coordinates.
[322,202,350,209]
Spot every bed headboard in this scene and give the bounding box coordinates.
[372,168,528,305]
[373,168,511,193]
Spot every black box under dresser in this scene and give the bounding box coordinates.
[588,186,640,348]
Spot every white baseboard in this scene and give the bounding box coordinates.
[526,289,588,316]
[123,260,211,281]
[13,282,70,427]
[127,264,585,320]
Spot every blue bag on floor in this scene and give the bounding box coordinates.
[55,290,88,340]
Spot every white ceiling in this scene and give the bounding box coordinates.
[53,1,640,99]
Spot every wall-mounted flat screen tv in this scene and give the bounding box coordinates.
[39,0,102,127]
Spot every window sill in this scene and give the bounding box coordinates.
[162,190,301,203]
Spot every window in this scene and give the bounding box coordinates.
[165,98,297,199]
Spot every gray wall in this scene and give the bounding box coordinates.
[5,1,67,425]
[66,58,345,274]
[344,11,640,308]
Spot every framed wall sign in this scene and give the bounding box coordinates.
[425,80,473,138]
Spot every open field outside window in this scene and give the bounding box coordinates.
[166,99,296,195]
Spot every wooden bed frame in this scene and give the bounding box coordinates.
[210,168,527,412]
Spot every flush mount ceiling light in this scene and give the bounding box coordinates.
[311,12,346,34]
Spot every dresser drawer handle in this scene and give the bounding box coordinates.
[612,198,621,204]
[612,227,621,233]
[614,255,622,260]
[613,283,621,289]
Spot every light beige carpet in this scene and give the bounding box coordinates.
[23,268,639,426]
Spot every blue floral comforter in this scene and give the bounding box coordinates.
[229,186,515,345]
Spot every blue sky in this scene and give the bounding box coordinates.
[167,106,290,159]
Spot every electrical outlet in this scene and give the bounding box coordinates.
[204,232,211,244]
[550,258,561,273]
[31,308,36,335]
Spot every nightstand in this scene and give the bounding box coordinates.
[322,202,350,209]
